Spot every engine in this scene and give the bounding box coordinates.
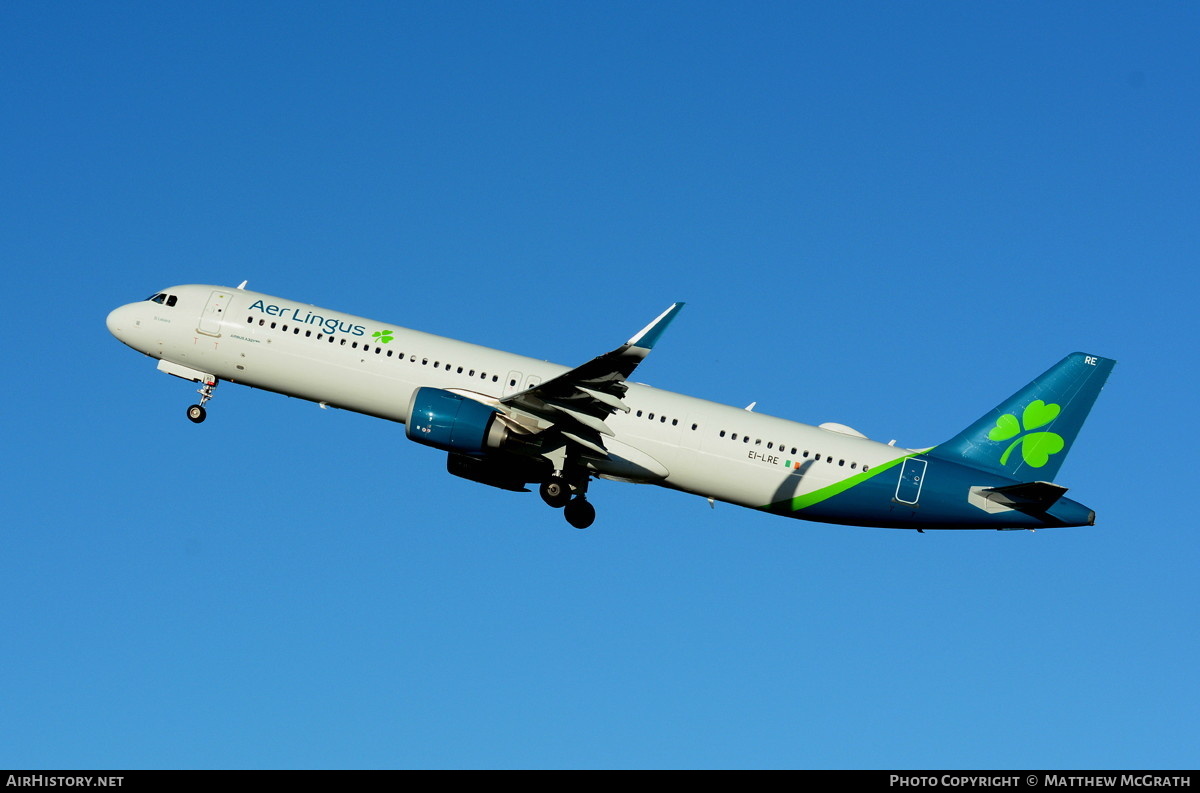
[405,387,509,454]
[446,453,537,492]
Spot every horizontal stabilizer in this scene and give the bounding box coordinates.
[981,481,1068,512]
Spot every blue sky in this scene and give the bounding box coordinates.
[3,2,1197,769]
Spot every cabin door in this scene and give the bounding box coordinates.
[894,458,927,505]
[197,290,230,337]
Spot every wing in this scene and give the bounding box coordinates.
[498,302,685,455]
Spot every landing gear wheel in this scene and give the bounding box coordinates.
[563,497,596,529]
[539,477,572,509]
[186,376,218,424]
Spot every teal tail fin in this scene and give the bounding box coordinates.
[928,352,1115,481]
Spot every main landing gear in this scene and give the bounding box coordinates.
[563,496,596,530]
[539,473,596,529]
[538,477,572,508]
[186,375,218,424]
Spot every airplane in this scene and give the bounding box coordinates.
[106,283,1114,531]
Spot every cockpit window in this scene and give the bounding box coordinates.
[146,293,178,307]
[166,294,177,307]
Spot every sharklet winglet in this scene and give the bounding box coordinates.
[626,302,684,350]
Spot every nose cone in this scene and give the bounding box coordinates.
[106,303,138,345]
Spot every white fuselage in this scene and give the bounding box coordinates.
[107,284,914,516]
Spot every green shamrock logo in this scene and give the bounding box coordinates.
[372,329,394,344]
[987,400,1065,468]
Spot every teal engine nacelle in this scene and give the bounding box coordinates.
[405,387,510,454]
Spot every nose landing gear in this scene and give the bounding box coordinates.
[186,376,218,424]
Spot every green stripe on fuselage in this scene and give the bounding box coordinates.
[760,451,922,513]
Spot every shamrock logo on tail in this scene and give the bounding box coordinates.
[372,329,394,344]
[987,400,1065,468]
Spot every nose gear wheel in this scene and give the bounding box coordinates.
[186,376,218,424]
